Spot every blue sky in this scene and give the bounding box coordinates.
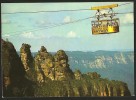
[1,2,134,52]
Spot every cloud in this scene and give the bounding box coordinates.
[2,19,11,24]
[67,31,79,38]
[2,34,10,37]
[21,31,47,39]
[63,16,72,23]
[37,20,47,25]
[21,32,35,38]
[36,19,55,28]
[122,13,134,24]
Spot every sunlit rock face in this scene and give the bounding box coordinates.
[20,43,34,71]
[34,46,52,82]
[54,50,75,81]
[20,43,36,81]
[34,48,74,82]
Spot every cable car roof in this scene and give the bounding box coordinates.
[91,4,118,10]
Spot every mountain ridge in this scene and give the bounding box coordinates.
[16,50,134,95]
[2,40,132,97]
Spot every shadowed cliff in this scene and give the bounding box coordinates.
[2,39,35,97]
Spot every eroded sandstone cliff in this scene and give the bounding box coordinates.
[2,39,35,97]
[2,40,131,97]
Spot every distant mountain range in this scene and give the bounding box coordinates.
[65,51,134,96]
[65,51,134,69]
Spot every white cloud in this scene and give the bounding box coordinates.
[36,20,55,28]
[37,20,47,25]
[2,34,10,37]
[2,19,11,24]
[39,20,46,24]
[63,16,72,23]
[21,32,35,38]
[21,31,47,39]
[122,13,134,24]
[67,31,79,38]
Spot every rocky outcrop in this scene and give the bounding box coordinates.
[20,43,34,71]
[54,50,74,80]
[34,46,54,82]
[2,39,35,97]
[20,43,36,81]
[34,48,74,82]
[89,57,106,68]
[2,40,131,97]
[86,72,101,79]
[74,69,82,80]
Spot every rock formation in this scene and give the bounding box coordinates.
[34,46,54,82]
[87,72,101,79]
[74,69,82,80]
[20,43,34,71]
[54,50,75,80]
[20,43,36,81]
[1,39,131,97]
[2,39,35,97]
[35,73,131,97]
[34,47,74,82]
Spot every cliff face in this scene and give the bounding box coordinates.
[67,51,134,69]
[20,43,34,71]
[74,69,82,80]
[20,43,36,81]
[54,50,74,80]
[35,73,131,97]
[34,47,74,82]
[2,40,35,97]
[2,40,131,97]
[34,46,54,82]
[89,52,133,68]
[66,51,134,95]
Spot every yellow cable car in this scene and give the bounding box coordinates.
[92,18,119,35]
[91,4,120,35]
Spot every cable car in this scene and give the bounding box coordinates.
[92,18,119,35]
[91,4,120,35]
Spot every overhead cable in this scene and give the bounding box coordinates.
[1,2,133,14]
[2,11,133,37]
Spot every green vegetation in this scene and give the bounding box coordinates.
[33,72,130,97]
[2,39,131,97]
